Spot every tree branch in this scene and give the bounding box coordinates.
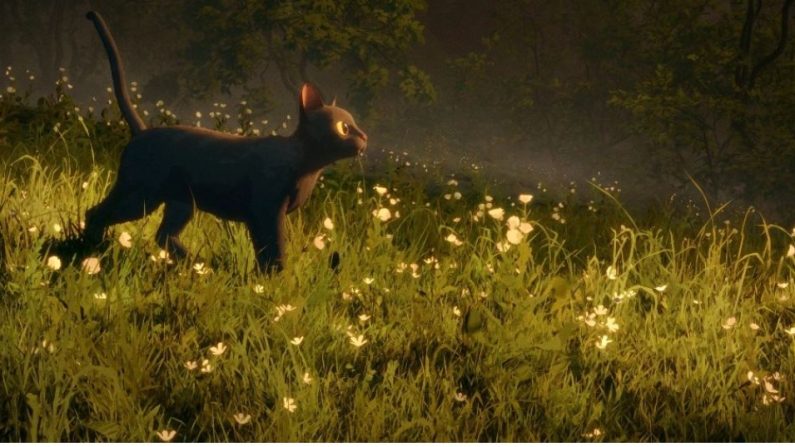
[748,0,795,90]
[735,0,762,87]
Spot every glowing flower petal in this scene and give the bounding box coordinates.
[313,234,326,250]
[323,217,334,230]
[487,208,505,220]
[193,262,210,275]
[518,194,533,204]
[445,233,463,246]
[46,255,62,271]
[507,216,521,229]
[374,207,392,222]
[156,429,177,442]
[349,334,368,348]
[209,342,227,356]
[118,231,133,248]
[506,228,523,245]
[233,413,251,425]
[283,397,297,412]
[595,335,613,349]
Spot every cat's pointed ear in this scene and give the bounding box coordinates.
[299,83,325,114]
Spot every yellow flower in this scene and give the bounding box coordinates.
[323,217,334,230]
[118,231,133,248]
[363,277,375,285]
[445,233,463,246]
[595,335,613,349]
[209,342,227,356]
[358,314,371,322]
[518,194,533,204]
[193,262,210,275]
[81,257,101,275]
[507,215,521,229]
[253,284,265,294]
[283,397,297,412]
[749,322,760,331]
[313,234,326,250]
[374,207,392,222]
[654,284,668,292]
[454,392,467,402]
[787,244,795,257]
[605,317,619,333]
[605,266,618,280]
[784,326,795,335]
[46,255,62,271]
[777,282,789,289]
[506,228,523,245]
[156,429,177,442]
[233,413,252,425]
[290,336,304,346]
[487,208,504,220]
[184,360,198,370]
[722,317,737,330]
[373,185,388,196]
[349,334,368,348]
[200,358,213,373]
[94,292,107,300]
[302,372,313,384]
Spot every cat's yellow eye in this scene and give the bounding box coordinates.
[335,121,350,136]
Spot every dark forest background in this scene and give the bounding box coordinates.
[2,0,795,219]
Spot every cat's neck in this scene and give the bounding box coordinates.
[291,128,336,175]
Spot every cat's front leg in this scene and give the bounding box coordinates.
[246,200,288,273]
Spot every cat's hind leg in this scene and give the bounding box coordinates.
[84,185,162,245]
[155,201,194,260]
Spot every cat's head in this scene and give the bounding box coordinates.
[297,83,367,161]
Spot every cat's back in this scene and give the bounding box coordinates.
[123,126,300,168]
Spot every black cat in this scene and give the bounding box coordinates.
[83,11,367,272]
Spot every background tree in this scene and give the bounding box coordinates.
[180,0,436,115]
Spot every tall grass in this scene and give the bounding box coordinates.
[1,74,795,441]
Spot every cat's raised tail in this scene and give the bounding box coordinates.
[86,11,146,136]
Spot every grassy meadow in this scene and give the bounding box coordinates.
[2,73,795,441]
